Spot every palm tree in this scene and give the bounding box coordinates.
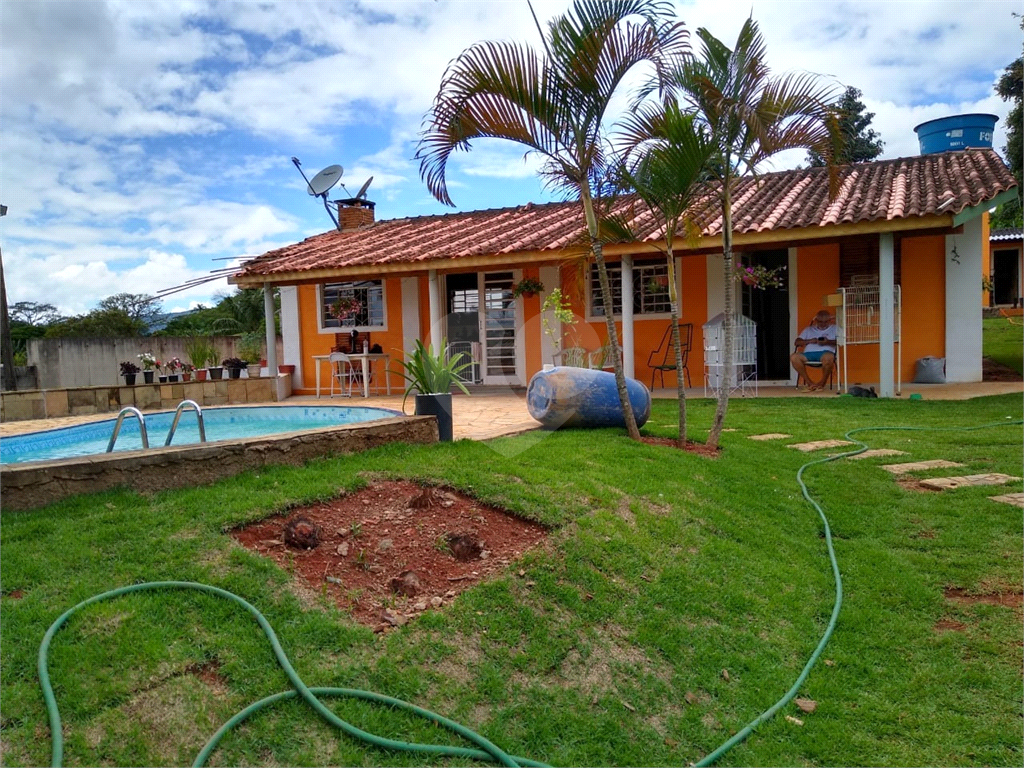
[667,17,840,449]
[417,0,688,441]
[612,103,715,445]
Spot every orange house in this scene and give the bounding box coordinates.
[232,148,1017,398]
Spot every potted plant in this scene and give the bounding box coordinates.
[137,352,159,384]
[511,277,544,300]
[540,288,577,369]
[222,357,246,380]
[181,362,195,382]
[165,357,182,382]
[119,360,140,385]
[400,339,471,442]
[238,333,264,378]
[184,336,216,381]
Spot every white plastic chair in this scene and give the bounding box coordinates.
[329,352,357,397]
[552,346,588,367]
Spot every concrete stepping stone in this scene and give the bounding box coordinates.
[787,439,854,452]
[749,433,792,441]
[846,448,907,460]
[919,473,1021,491]
[989,493,1024,507]
[880,459,964,475]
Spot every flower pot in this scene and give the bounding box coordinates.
[278,364,295,375]
[209,367,224,381]
[167,374,180,383]
[123,373,137,386]
[521,291,536,300]
[247,364,261,378]
[143,371,155,384]
[196,368,208,382]
[415,392,454,442]
[159,375,168,384]
[182,372,192,382]
[227,367,242,380]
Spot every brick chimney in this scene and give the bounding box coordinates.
[335,199,375,231]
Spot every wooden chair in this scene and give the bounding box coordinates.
[552,346,588,367]
[648,322,693,389]
[329,352,357,397]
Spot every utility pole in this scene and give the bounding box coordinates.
[0,204,16,392]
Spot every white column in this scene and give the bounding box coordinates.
[945,216,984,382]
[401,277,420,355]
[539,266,560,367]
[427,269,442,352]
[263,283,278,375]
[621,254,635,379]
[278,286,301,380]
[787,247,800,385]
[878,233,895,398]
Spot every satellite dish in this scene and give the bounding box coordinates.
[354,176,374,200]
[307,164,343,196]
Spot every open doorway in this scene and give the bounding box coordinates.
[740,249,791,381]
[444,271,520,385]
[993,248,1020,307]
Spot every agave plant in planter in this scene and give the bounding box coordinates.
[400,339,471,442]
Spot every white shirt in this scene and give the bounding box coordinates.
[799,323,836,354]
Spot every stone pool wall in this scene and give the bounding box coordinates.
[1,415,437,512]
[0,374,291,423]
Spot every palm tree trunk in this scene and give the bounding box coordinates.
[708,183,733,449]
[666,249,686,446]
[593,239,641,440]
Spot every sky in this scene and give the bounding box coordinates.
[1,0,1020,318]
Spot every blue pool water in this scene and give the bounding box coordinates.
[0,405,401,465]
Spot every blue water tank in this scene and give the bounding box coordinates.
[913,113,998,154]
[526,367,651,429]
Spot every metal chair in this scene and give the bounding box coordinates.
[552,346,588,367]
[329,352,357,397]
[795,348,835,390]
[648,322,693,389]
[588,344,623,371]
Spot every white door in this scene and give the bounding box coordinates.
[479,271,520,385]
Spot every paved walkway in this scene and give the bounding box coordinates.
[2,381,1020,441]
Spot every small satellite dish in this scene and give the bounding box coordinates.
[307,164,343,196]
[354,176,374,200]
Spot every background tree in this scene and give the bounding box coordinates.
[990,17,1022,229]
[44,308,147,338]
[97,293,163,329]
[417,0,688,441]
[806,86,884,167]
[668,17,840,449]
[9,301,62,326]
[208,289,274,335]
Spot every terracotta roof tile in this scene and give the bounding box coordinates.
[237,148,1017,279]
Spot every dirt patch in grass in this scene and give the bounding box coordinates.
[983,356,1024,382]
[640,436,720,457]
[933,618,968,632]
[896,477,942,493]
[231,481,548,630]
[944,587,1023,609]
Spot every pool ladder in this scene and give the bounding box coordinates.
[106,400,206,453]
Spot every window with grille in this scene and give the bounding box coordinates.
[590,262,671,317]
[321,280,385,329]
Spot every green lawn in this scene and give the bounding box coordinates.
[2,395,1022,767]
[984,316,1024,374]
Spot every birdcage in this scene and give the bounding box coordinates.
[702,313,758,397]
[836,284,902,394]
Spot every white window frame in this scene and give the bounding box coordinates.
[587,261,673,321]
[316,280,388,334]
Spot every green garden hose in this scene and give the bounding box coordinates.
[38,581,548,768]
[38,420,1021,767]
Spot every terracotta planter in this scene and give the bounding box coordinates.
[196,368,208,382]
[181,372,192,382]
[279,364,295,375]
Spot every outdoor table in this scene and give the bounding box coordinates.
[312,353,391,398]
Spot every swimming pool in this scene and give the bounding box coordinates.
[0,405,401,465]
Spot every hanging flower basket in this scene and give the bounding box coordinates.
[512,277,544,299]
[331,296,363,322]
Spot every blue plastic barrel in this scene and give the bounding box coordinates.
[526,367,651,429]
[913,113,997,155]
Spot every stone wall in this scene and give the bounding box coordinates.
[0,374,290,422]
[1,415,437,512]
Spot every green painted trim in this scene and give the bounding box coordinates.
[953,188,1020,227]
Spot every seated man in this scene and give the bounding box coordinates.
[791,310,837,390]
